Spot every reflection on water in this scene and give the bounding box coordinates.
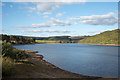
[14,43,119,78]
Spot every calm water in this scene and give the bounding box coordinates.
[14,43,119,78]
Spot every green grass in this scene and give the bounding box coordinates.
[36,40,59,43]
[79,29,119,44]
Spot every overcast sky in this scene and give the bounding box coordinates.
[2,2,118,37]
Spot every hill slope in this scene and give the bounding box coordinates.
[79,29,119,44]
[35,36,90,43]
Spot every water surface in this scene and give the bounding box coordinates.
[14,43,119,78]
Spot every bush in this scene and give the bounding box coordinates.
[13,49,29,61]
[2,42,15,59]
[2,57,14,76]
[2,42,29,60]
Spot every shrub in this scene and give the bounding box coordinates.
[2,57,14,76]
[2,42,15,59]
[2,42,29,60]
[13,49,29,61]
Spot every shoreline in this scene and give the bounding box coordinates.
[44,43,120,46]
[10,47,118,79]
[79,43,120,46]
[19,49,100,79]
[12,42,120,47]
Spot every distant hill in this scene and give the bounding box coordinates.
[35,36,71,42]
[79,29,119,44]
[69,36,90,42]
[35,36,90,42]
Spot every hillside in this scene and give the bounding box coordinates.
[69,36,90,42]
[79,29,119,44]
[35,36,90,43]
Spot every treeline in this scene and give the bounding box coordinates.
[1,34,35,44]
[1,34,90,44]
[79,29,120,44]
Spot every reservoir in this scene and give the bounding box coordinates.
[14,43,119,78]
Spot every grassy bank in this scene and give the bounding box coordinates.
[36,40,59,43]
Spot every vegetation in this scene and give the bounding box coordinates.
[2,42,28,60]
[35,36,89,43]
[35,36,71,41]
[69,36,90,42]
[1,34,89,44]
[79,29,119,44]
[36,40,75,43]
[1,29,119,78]
[36,40,59,43]
[1,34,35,44]
[1,34,35,77]
[2,57,14,76]
[2,42,29,77]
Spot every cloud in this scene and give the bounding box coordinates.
[26,1,86,15]
[27,7,36,13]
[17,23,50,28]
[17,18,71,28]
[35,3,60,12]
[56,13,64,17]
[10,5,13,8]
[49,18,71,26]
[28,2,61,15]
[27,7,36,10]
[43,15,48,18]
[70,12,117,25]
[41,12,52,15]
[27,3,57,15]
[74,22,79,24]
[22,29,72,33]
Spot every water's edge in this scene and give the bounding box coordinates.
[14,43,118,78]
[17,48,101,79]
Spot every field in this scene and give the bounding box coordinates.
[36,40,59,43]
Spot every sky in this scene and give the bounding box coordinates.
[1,2,118,37]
